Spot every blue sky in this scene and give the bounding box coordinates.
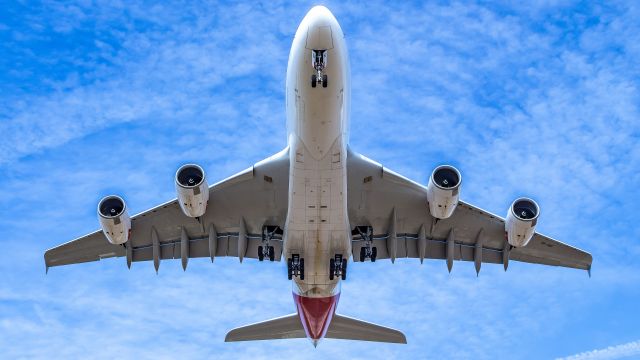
[1,1,639,359]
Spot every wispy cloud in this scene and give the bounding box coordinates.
[557,340,640,360]
[1,1,639,359]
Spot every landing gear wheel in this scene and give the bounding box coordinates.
[359,247,365,262]
[341,259,347,280]
[311,74,317,88]
[322,74,328,88]
[287,258,293,280]
[258,246,264,261]
[268,246,275,261]
[371,247,377,262]
[299,258,305,280]
[329,258,335,280]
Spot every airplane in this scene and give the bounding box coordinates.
[44,5,593,346]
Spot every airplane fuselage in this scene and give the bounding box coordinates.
[283,6,350,342]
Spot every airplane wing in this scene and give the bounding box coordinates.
[44,148,290,271]
[346,148,593,274]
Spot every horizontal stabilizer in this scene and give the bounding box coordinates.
[225,313,407,344]
[225,314,305,342]
[326,314,407,344]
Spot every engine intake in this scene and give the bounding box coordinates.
[98,195,131,245]
[427,165,461,219]
[505,197,539,247]
[175,164,209,218]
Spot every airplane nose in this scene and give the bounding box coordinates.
[305,5,336,25]
[302,6,337,50]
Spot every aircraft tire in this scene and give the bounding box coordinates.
[329,258,335,280]
[341,258,347,280]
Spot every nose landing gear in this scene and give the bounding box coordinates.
[329,254,347,280]
[311,49,328,88]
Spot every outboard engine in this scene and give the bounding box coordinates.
[505,198,539,247]
[175,164,209,218]
[427,165,461,219]
[98,195,131,245]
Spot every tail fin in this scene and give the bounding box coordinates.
[225,314,305,342]
[326,314,407,344]
[224,313,407,344]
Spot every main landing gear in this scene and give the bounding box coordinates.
[310,49,328,88]
[287,254,304,280]
[353,226,377,262]
[258,225,281,262]
[329,254,347,281]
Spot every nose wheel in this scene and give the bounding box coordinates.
[329,254,347,280]
[287,254,304,280]
[311,74,328,88]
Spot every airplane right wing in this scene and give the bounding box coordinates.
[346,148,592,273]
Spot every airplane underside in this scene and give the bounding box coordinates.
[44,5,592,347]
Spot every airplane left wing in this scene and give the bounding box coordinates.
[45,147,290,271]
[346,148,592,273]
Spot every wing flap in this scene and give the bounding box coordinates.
[44,231,125,269]
[353,237,502,264]
[129,235,283,262]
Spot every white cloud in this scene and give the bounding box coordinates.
[557,340,640,360]
[1,1,639,359]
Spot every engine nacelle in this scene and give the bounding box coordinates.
[427,165,461,219]
[505,198,539,247]
[175,164,209,218]
[98,195,131,245]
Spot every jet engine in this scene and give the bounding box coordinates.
[175,164,209,218]
[505,198,539,247]
[427,165,461,219]
[98,195,131,245]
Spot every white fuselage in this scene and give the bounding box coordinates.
[284,7,351,298]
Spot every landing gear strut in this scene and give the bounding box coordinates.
[258,225,281,262]
[287,254,304,280]
[311,49,328,88]
[354,226,377,262]
[329,254,347,281]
